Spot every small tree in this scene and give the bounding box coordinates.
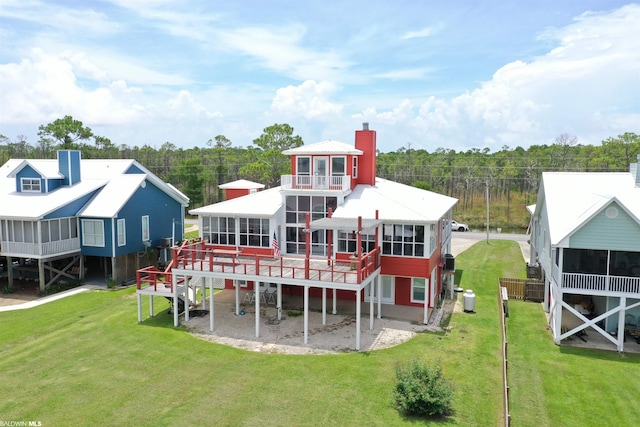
[393,359,453,418]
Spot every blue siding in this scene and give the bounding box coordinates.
[15,165,44,193]
[113,180,184,256]
[125,164,145,174]
[58,150,82,185]
[570,201,640,251]
[47,178,62,191]
[44,190,102,219]
[80,218,113,257]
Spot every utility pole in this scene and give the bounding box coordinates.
[486,179,490,244]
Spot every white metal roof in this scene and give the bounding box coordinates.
[189,177,457,225]
[219,179,265,189]
[282,140,363,155]
[189,186,283,217]
[539,172,640,244]
[0,157,188,220]
[7,159,63,179]
[333,178,458,223]
[78,174,146,218]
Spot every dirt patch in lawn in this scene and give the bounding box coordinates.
[185,299,456,355]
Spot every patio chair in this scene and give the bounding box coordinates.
[624,314,637,332]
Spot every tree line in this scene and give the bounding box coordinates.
[2,116,638,230]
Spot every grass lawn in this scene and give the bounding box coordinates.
[2,240,635,426]
[507,299,640,426]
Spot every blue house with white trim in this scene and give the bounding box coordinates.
[0,150,189,290]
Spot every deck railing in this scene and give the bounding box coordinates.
[562,272,640,295]
[1,238,80,257]
[136,239,381,292]
[136,239,199,292]
[281,174,351,191]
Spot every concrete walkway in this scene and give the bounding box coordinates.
[0,284,102,312]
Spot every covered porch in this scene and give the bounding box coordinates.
[140,261,382,351]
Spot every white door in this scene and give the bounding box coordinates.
[366,275,395,304]
[313,156,328,188]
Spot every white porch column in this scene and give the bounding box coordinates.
[137,293,142,323]
[423,294,429,324]
[201,277,206,310]
[322,287,327,325]
[173,291,178,328]
[543,277,550,312]
[235,281,240,315]
[209,277,214,332]
[332,288,337,314]
[149,295,154,317]
[377,275,382,319]
[369,284,374,330]
[173,273,179,327]
[356,289,361,351]
[304,285,309,345]
[553,286,562,344]
[277,283,282,320]
[38,259,45,292]
[255,283,261,338]
[617,297,626,353]
[184,283,190,322]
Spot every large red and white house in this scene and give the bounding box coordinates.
[136,124,459,350]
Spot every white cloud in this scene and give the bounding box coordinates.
[0,0,120,35]
[400,25,442,40]
[356,4,640,150]
[218,25,354,82]
[0,49,147,125]
[373,68,434,80]
[270,80,342,119]
[165,90,223,120]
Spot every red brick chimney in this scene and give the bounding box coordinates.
[354,122,376,186]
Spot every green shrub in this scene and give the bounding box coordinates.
[393,359,453,418]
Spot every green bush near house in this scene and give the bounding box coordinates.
[393,359,453,417]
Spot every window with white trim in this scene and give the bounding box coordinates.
[337,230,376,253]
[411,277,426,303]
[239,218,269,247]
[203,216,235,245]
[352,157,358,178]
[235,279,248,288]
[82,219,105,247]
[117,219,126,246]
[331,157,345,175]
[21,178,41,192]
[141,216,149,241]
[297,156,310,175]
[285,195,337,255]
[382,224,425,257]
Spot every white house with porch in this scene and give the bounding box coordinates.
[529,154,640,352]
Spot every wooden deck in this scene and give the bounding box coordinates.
[137,239,380,294]
[175,255,362,284]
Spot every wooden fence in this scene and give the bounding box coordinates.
[499,278,544,302]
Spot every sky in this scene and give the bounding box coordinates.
[0,1,639,154]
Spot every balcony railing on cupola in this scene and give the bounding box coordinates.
[281,175,351,192]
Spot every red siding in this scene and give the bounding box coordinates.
[225,188,251,200]
[381,255,430,277]
[354,128,376,186]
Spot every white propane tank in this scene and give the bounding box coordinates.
[463,289,476,312]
